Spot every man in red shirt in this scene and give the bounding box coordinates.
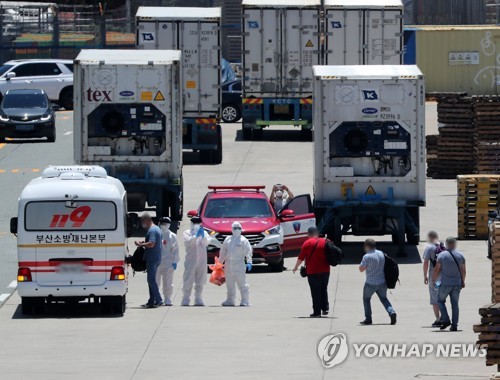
[293,227,331,318]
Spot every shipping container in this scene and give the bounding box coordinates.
[136,7,223,164]
[405,26,500,95]
[73,49,183,221]
[136,7,221,117]
[242,0,321,97]
[312,65,425,252]
[324,0,404,65]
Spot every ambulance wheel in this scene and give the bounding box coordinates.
[111,295,126,314]
[242,128,252,140]
[21,297,34,315]
[33,298,44,314]
[100,296,112,314]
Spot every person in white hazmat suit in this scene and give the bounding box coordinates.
[156,217,179,306]
[182,216,211,306]
[219,222,253,307]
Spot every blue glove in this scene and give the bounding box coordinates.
[172,263,177,271]
[196,228,204,238]
[246,263,252,272]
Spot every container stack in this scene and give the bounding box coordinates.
[475,222,500,368]
[457,175,500,240]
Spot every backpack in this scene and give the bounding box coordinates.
[430,242,446,267]
[383,253,399,289]
[324,240,343,267]
[130,246,147,272]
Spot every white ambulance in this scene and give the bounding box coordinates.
[10,166,129,315]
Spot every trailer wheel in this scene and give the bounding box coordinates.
[242,128,252,140]
[301,128,313,141]
[211,125,223,164]
[406,232,420,245]
[253,128,263,140]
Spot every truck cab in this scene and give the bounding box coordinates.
[187,186,316,272]
[11,166,129,315]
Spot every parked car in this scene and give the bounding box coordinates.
[187,186,316,272]
[221,79,242,123]
[0,89,56,142]
[0,59,73,110]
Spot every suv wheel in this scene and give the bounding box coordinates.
[47,127,56,143]
[59,87,73,110]
[222,104,241,123]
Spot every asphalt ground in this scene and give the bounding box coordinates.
[0,103,494,379]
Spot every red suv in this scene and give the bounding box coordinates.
[187,186,316,272]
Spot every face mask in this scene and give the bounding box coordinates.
[141,223,148,229]
[232,228,241,237]
[160,224,170,232]
[275,190,283,198]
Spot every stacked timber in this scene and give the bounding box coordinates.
[473,96,500,174]
[425,135,439,177]
[434,96,475,179]
[476,223,500,367]
[457,175,500,240]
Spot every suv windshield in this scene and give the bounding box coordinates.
[3,93,47,109]
[0,64,13,76]
[204,198,273,218]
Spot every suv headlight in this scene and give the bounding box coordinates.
[40,114,52,121]
[265,225,282,235]
[0,115,9,122]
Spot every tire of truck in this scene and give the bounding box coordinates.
[301,128,313,141]
[253,128,263,140]
[59,86,73,111]
[111,295,126,314]
[242,128,252,140]
[211,125,223,164]
[406,231,420,245]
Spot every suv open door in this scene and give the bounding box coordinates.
[278,194,316,256]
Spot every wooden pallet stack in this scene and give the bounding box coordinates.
[457,175,500,240]
[474,96,500,175]
[476,223,500,368]
[433,96,475,178]
[425,135,439,177]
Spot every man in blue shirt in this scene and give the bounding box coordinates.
[432,237,466,331]
[135,213,163,308]
[359,239,397,325]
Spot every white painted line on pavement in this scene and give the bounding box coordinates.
[64,131,73,136]
[8,281,17,289]
[0,294,10,303]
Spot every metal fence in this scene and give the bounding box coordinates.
[0,3,135,63]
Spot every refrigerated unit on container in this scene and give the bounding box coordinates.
[324,0,403,65]
[136,7,223,164]
[73,49,183,227]
[312,65,425,255]
[241,0,320,140]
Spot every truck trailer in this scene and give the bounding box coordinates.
[312,65,425,255]
[136,7,223,164]
[73,50,183,227]
[241,0,320,140]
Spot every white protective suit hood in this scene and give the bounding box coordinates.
[232,221,242,238]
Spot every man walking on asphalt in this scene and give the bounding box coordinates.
[422,230,443,327]
[359,239,397,325]
[135,213,163,308]
[432,237,466,331]
[292,227,331,318]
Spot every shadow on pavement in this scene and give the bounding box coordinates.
[338,242,422,265]
[2,138,50,144]
[11,303,124,319]
[234,129,312,142]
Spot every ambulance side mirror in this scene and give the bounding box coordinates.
[10,217,17,234]
[127,213,139,237]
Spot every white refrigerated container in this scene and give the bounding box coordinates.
[324,0,403,65]
[313,65,425,203]
[242,0,321,97]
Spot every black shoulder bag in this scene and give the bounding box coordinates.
[300,239,320,278]
[448,250,464,287]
